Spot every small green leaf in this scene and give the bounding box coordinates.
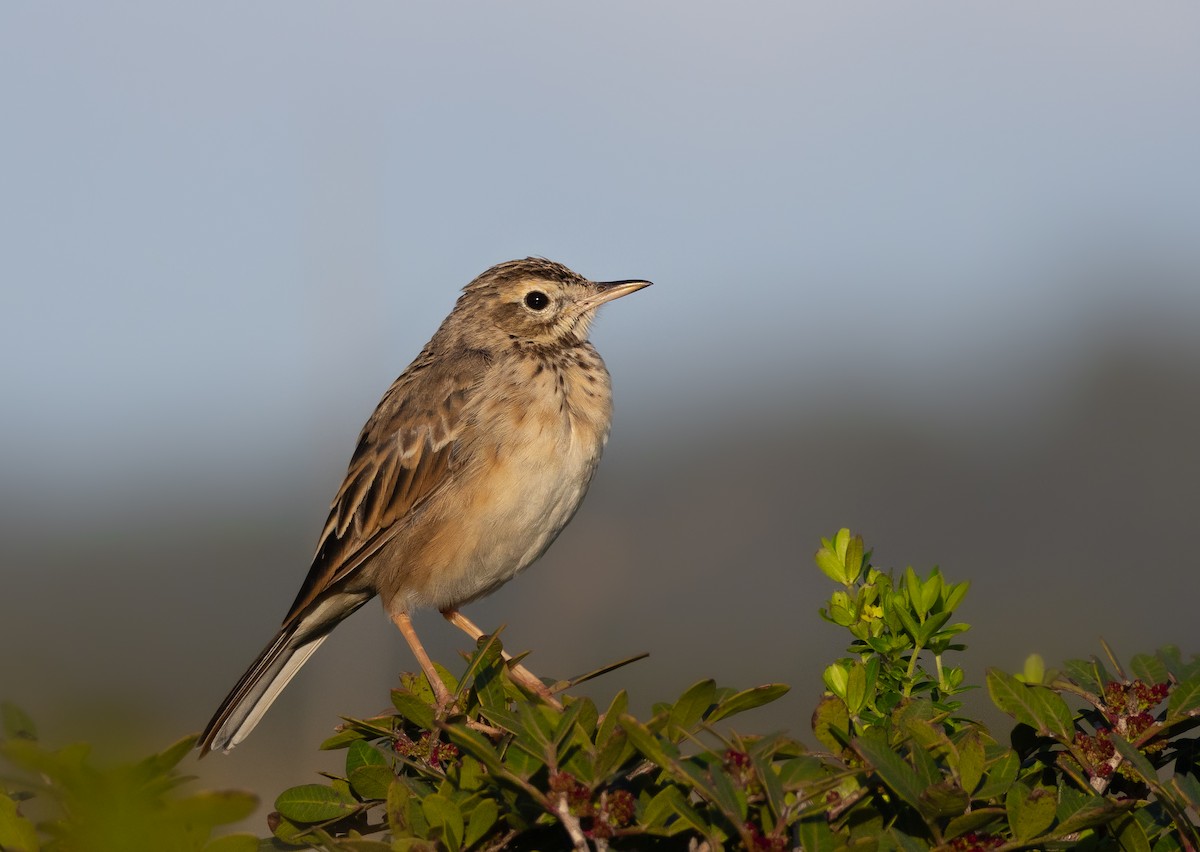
[596,690,628,750]
[707,683,789,723]
[918,779,969,818]
[274,783,358,823]
[986,669,1074,742]
[845,663,867,715]
[619,715,677,769]
[1062,658,1103,694]
[942,581,970,614]
[816,547,849,584]
[708,763,749,822]
[796,816,840,852]
[346,739,388,775]
[944,808,1004,840]
[823,664,849,700]
[1130,653,1169,685]
[952,730,986,795]
[1055,792,1132,834]
[751,751,786,821]
[904,568,925,616]
[812,694,851,754]
[974,749,1019,802]
[854,731,925,812]
[349,764,395,801]
[1110,735,1157,784]
[1167,676,1200,721]
[844,533,865,584]
[422,793,464,852]
[1112,813,1152,852]
[1005,782,1056,842]
[463,797,498,848]
[1019,653,1046,685]
[669,679,716,735]
[391,689,436,730]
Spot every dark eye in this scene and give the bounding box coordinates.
[524,290,550,310]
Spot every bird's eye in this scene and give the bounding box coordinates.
[524,290,550,311]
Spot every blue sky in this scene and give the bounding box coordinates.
[4,3,1199,494]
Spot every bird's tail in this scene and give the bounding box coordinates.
[198,592,371,755]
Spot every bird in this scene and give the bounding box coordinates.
[198,257,650,755]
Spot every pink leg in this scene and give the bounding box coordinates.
[442,609,563,709]
[390,610,452,706]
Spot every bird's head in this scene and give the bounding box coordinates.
[454,258,651,348]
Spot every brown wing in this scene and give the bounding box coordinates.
[281,360,473,626]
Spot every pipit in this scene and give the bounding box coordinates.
[199,258,650,754]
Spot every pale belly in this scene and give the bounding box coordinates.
[378,358,612,613]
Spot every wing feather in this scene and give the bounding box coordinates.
[281,360,475,626]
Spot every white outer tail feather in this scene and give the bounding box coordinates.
[201,592,371,754]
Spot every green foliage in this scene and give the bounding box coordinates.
[264,529,1199,850]
[5,529,1199,850]
[0,708,258,852]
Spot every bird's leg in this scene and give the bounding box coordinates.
[390,610,453,707]
[441,608,563,709]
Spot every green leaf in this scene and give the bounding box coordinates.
[1019,653,1046,685]
[904,568,925,616]
[274,783,359,823]
[944,808,1004,840]
[269,813,315,845]
[986,669,1074,741]
[707,683,789,723]
[918,779,969,818]
[422,793,464,852]
[642,784,708,836]
[1167,676,1200,721]
[974,749,1018,802]
[596,690,627,750]
[669,679,716,735]
[1062,658,1104,694]
[796,816,840,852]
[1005,782,1056,842]
[812,695,851,754]
[464,798,498,849]
[346,739,388,775]
[952,730,985,795]
[845,662,867,715]
[1055,792,1132,835]
[349,764,395,801]
[443,725,508,779]
[619,715,677,769]
[1110,735,1157,784]
[0,703,37,741]
[942,581,970,614]
[708,764,749,822]
[854,731,924,812]
[844,533,865,584]
[391,689,436,730]
[823,664,849,700]
[1130,653,1170,685]
[1112,813,1152,852]
[816,546,849,584]
[0,793,38,852]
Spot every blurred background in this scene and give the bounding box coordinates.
[3,0,1199,823]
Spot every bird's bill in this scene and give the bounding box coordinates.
[587,279,653,306]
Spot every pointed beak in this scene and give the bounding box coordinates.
[587,279,653,307]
